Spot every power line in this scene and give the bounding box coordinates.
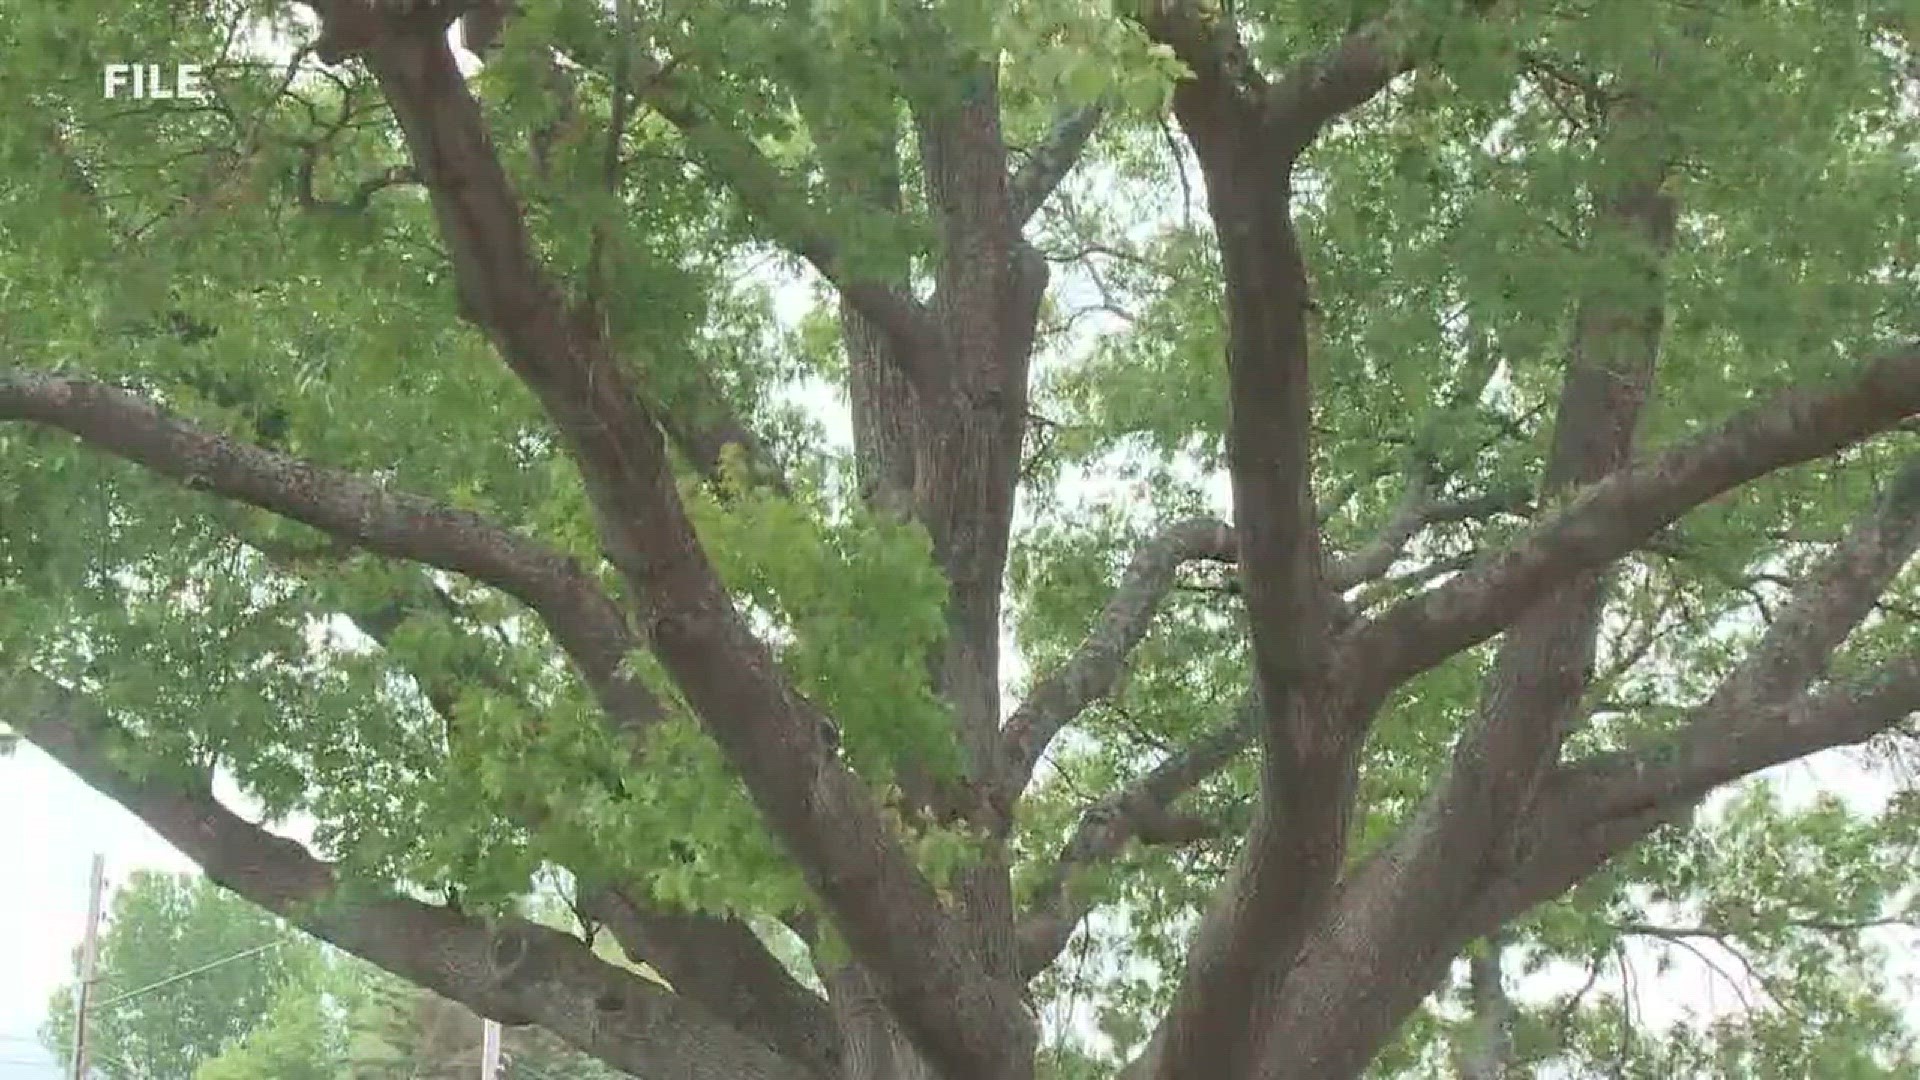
[90,940,288,1012]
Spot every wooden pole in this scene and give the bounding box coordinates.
[480,1017,501,1080]
[70,855,106,1080]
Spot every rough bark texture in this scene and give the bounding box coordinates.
[5,3,1919,1080]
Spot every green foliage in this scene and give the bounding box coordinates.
[42,872,321,1080]
[195,980,352,1080]
[686,451,960,783]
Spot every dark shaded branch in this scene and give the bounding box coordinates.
[1130,38,1344,1062]
[5,664,814,1080]
[1262,9,1445,160]
[295,157,419,212]
[1131,1,1265,101]
[1146,50,1357,1078]
[1138,0,1502,165]
[1583,657,1920,828]
[650,365,792,496]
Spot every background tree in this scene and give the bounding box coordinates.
[38,867,625,1079]
[42,872,319,1080]
[1,0,1917,1078]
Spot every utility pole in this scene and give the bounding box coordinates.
[480,1017,501,1080]
[70,854,106,1080]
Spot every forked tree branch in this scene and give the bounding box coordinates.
[998,488,1517,806]
[1474,657,1920,945]
[1138,0,1505,165]
[1345,341,1920,700]
[1138,40,1348,1069]
[549,26,948,392]
[580,888,842,1079]
[1459,452,1920,956]
[1235,136,1680,1075]
[3,663,815,1080]
[1560,452,1920,826]
[1260,1,1510,160]
[644,91,948,390]
[1267,448,1920,1077]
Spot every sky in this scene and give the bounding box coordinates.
[0,743,193,1045]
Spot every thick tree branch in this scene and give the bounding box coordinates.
[1472,660,1920,944]
[0,366,662,737]
[1460,452,1920,957]
[1132,1,1265,100]
[581,888,841,1079]
[1260,4,1491,160]
[1241,357,1920,1080]
[1149,72,1357,1076]
[894,35,1048,1010]
[1141,46,1349,1072]
[1138,0,1501,164]
[1158,0,1332,699]
[338,29,1029,1077]
[1346,340,1920,698]
[4,664,814,1080]
[1573,596,1920,826]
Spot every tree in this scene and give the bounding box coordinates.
[194,978,352,1080]
[1,0,1917,1078]
[42,872,318,1080]
[35,867,620,1079]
